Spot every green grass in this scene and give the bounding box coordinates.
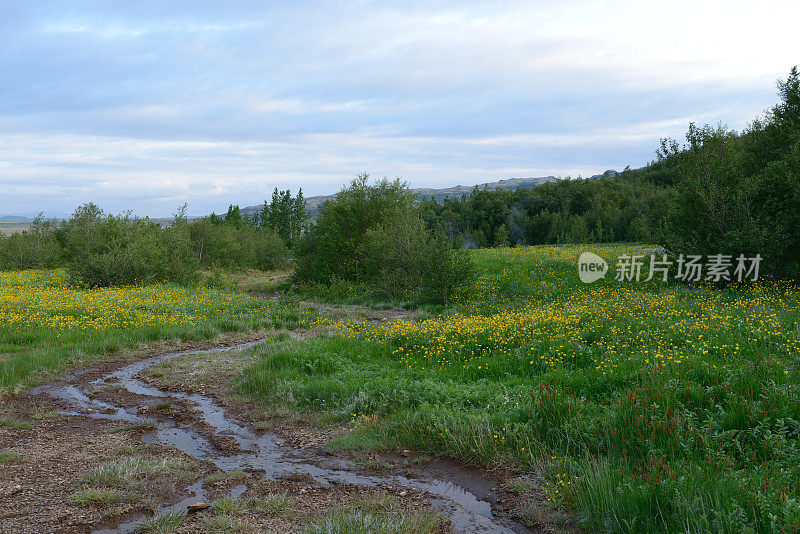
[0,416,33,430]
[82,457,193,487]
[31,409,59,420]
[0,449,23,464]
[71,488,123,506]
[209,492,295,517]
[137,510,185,533]
[211,496,249,515]
[0,269,308,393]
[305,496,441,534]
[252,492,295,515]
[6,245,800,531]
[239,244,800,533]
[76,455,196,510]
[111,444,159,456]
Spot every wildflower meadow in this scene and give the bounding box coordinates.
[242,244,800,532]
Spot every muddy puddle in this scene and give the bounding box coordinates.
[31,340,528,533]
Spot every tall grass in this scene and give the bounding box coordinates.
[0,269,307,392]
[240,244,800,533]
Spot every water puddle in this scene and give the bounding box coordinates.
[32,340,527,533]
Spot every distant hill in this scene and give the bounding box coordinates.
[0,215,33,223]
[412,175,557,202]
[0,212,69,222]
[589,169,619,180]
[240,175,558,219]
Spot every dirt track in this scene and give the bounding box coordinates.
[0,332,543,533]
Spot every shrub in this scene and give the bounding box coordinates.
[295,173,415,284]
[295,174,473,304]
[238,224,290,270]
[58,203,198,287]
[0,216,61,270]
[360,212,473,303]
[188,217,288,270]
[189,218,241,268]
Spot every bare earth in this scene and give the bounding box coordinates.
[0,328,552,533]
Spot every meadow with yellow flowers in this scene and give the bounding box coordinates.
[4,243,800,531]
[241,244,800,533]
[0,269,304,393]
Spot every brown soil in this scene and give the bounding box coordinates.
[0,396,211,533]
[0,328,555,533]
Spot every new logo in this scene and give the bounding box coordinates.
[578,252,608,283]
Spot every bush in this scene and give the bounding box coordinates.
[295,174,473,304]
[238,225,290,271]
[295,173,415,284]
[660,67,800,279]
[0,216,61,270]
[360,212,473,303]
[59,204,198,287]
[188,218,288,270]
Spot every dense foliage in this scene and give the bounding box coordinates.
[57,203,199,287]
[420,67,799,280]
[188,216,288,271]
[660,67,800,279]
[0,216,61,270]
[419,175,670,247]
[0,203,291,285]
[0,204,200,286]
[212,188,308,249]
[260,188,308,248]
[295,174,473,303]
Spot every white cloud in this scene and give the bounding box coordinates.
[1,0,797,215]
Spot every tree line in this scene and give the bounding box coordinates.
[208,187,308,248]
[1,67,796,288]
[0,188,310,287]
[0,181,474,303]
[419,67,800,279]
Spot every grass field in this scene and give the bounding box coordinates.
[0,269,307,393]
[240,244,800,532]
[0,223,32,236]
[4,245,800,531]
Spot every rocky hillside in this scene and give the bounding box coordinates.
[241,175,558,218]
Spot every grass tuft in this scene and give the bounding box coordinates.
[71,488,122,507]
[248,492,294,515]
[0,416,33,430]
[305,501,441,534]
[211,496,248,515]
[0,449,23,464]
[136,509,185,533]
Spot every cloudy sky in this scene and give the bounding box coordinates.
[1,1,798,217]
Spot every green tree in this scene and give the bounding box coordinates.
[295,173,472,303]
[59,204,198,287]
[264,188,307,248]
[493,224,510,247]
[224,205,242,226]
[660,67,800,279]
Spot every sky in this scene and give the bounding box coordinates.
[1,1,798,217]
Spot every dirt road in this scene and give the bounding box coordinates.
[1,335,541,533]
